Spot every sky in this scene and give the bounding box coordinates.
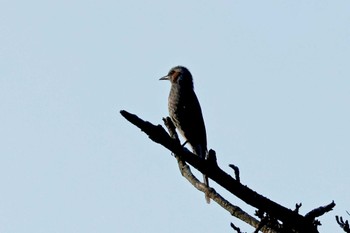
[0,0,349,232]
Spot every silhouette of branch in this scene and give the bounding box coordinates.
[231,222,245,233]
[305,201,335,220]
[176,150,279,233]
[294,203,302,214]
[229,164,240,182]
[162,116,275,232]
[120,110,335,233]
[336,216,350,233]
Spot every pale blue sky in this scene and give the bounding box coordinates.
[0,1,349,232]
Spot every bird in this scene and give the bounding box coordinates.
[160,66,210,203]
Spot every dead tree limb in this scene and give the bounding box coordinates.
[336,216,350,233]
[175,150,278,233]
[162,116,276,233]
[231,222,245,233]
[305,201,335,225]
[120,110,334,233]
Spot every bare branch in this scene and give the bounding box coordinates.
[120,110,335,233]
[231,222,245,233]
[305,201,335,220]
[175,154,276,233]
[336,216,350,233]
[229,164,240,182]
[162,116,275,232]
[294,203,302,214]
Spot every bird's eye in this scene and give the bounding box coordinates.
[169,70,175,75]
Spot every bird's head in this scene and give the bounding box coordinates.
[160,66,193,89]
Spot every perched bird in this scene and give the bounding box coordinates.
[160,66,210,203]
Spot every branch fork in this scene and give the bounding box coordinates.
[120,110,335,233]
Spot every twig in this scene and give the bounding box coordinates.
[305,201,335,220]
[294,203,302,213]
[229,164,240,182]
[336,216,350,233]
[231,222,245,233]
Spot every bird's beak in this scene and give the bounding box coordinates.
[159,75,169,80]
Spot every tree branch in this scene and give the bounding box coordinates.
[162,116,276,233]
[305,201,335,220]
[120,110,334,233]
[231,222,245,233]
[336,216,350,233]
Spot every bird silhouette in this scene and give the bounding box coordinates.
[160,66,210,203]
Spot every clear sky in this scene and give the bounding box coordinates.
[0,1,349,232]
